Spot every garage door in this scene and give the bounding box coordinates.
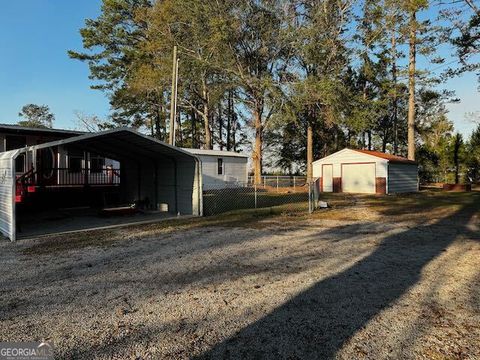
[342,163,376,193]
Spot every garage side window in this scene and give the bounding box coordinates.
[217,158,223,175]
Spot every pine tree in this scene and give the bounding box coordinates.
[69,0,154,130]
[18,104,55,129]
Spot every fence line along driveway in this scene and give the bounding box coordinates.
[0,192,478,359]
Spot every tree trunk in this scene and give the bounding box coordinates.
[454,134,461,184]
[155,102,163,140]
[226,90,233,151]
[202,111,212,149]
[391,24,399,155]
[382,131,388,153]
[176,110,182,145]
[253,106,263,185]
[367,130,372,150]
[407,10,416,161]
[218,101,224,150]
[232,111,237,152]
[202,81,212,150]
[191,108,197,148]
[307,122,313,183]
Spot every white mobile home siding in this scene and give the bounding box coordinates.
[191,154,247,190]
[388,163,419,193]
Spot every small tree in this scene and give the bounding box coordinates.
[18,104,55,128]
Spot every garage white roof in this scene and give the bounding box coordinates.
[313,148,417,165]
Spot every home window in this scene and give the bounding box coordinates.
[90,154,105,173]
[217,158,224,175]
[68,149,83,173]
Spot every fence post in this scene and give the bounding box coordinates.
[293,176,296,192]
[277,176,279,192]
[263,176,266,188]
[254,183,257,209]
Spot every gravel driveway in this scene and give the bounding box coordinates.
[0,193,479,359]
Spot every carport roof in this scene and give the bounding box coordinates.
[14,128,199,162]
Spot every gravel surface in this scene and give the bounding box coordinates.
[0,198,479,359]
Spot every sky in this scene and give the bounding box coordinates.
[0,0,478,136]
[0,1,108,130]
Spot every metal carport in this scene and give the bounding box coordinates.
[0,128,202,241]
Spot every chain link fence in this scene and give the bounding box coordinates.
[203,178,320,216]
[247,175,307,191]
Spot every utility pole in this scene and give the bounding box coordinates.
[169,45,178,145]
[173,58,179,146]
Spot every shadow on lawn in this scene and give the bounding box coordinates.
[195,197,479,359]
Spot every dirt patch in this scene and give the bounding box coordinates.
[0,192,478,359]
[21,210,277,256]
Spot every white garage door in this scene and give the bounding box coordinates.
[342,163,376,193]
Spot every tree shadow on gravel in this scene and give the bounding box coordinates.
[195,200,479,359]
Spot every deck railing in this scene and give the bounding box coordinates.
[37,168,121,186]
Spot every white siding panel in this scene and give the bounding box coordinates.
[198,155,247,189]
[388,163,418,193]
[0,151,15,240]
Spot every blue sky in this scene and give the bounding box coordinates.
[0,0,478,136]
[0,1,108,130]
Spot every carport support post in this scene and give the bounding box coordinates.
[173,158,178,214]
[154,161,159,210]
[137,163,142,201]
[153,160,158,210]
